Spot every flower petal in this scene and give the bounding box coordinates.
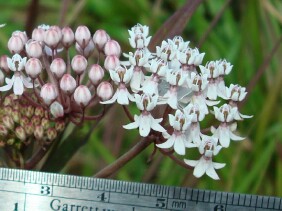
[139,115,151,137]
[174,136,186,155]
[193,157,209,178]
[206,163,220,180]
[156,136,175,149]
[184,159,198,167]
[13,75,24,95]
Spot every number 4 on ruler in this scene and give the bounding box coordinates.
[14,203,18,211]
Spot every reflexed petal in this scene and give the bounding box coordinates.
[174,136,186,155]
[123,120,140,130]
[239,113,253,119]
[229,131,245,141]
[213,162,226,169]
[193,157,209,178]
[100,90,118,104]
[117,89,129,105]
[206,164,220,180]
[13,75,24,95]
[218,126,230,148]
[184,159,198,167]
[150,116,166,133]
[0,78,13,92]
[139,115,151,137]
[21,75,33,88]
[156,136,175,149]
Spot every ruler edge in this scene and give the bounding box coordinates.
[0,167,281,210]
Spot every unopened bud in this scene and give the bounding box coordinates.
[104,55,120,70]
[50,58,66,78]
[25,58,42,79]
[88,64,104,85]
[75,39,95,58]
[11,109,21,123]
[75,25,91,48]
[15,126,26,141]
[25,122,34,136]
[46,127,57,141]
[8,35,24,54]
[104,40,121,57]
[3,106,12,115]
[55,120,65,132]
[71,55,87,75]
[12,31,28,44]
[44,27,61,49]
[32,28,45,42]
[3,96,13,106]
[50,101,64,118]
[97,81,114,101]
[31,115,41,126]
[7,138,15,145]
[62,27,75,48]
[74,85,92,107]
[35,106,45,118]
[20,116,29,127]
[3,115,14,130]
[34,125,44,140]
[40,83,58,105]
[93,29,110,50]
[60,74,77,95]
[0,125,8,136]
[41,118,50,130]
[25,40,43,58]
[0,55,9,73]
[26,105,34,118]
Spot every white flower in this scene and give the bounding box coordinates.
[177,47,205,66]
[184,135,225,180]
[211,124,244,148]
[218,59,233,76]
[128,24,151,49]
[142,75,159,95]
[101,83,134,105]
[156,40,177,61]
[225,84,247,102]
[123,93,166,137]
[157,110,192,155]
[0,54,33,95]
[148,59,168,77]
[7,54,27,72]
[214,104,238,122]
[169,36,190,52]
[0,74,33,95]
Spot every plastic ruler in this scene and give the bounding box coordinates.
[0,168,281,211]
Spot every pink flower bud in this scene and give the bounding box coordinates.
[71,55,87,75]
[34,125,44,140]
[47,127,57,141]
[75,25,91,48]
[0,55,9,73]
[75,39,95,58]
[25,122,34,136]
[97,81,113,101]
[62,26,75,48]
[15,126,26,141]
[25,58,42,79]
[40,83,58,105]
[8,35,24,54]
[88,64,104,85]
[93,29,110,50]
[50,25,62,41]
[25,40,43,58]
[104,39,121,57]
[12,31,28,44]
[55,120,65,132]
[3,115,14,130]
[74,85,91,107]
[44,27,61,49]
[0,125,8,136]
[50,101,64,118]
[32,28,45,42]
[60,74,77,94]
[104,55,120,70]
[50,58,66,78]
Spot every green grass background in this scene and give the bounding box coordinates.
[0,0,281,197]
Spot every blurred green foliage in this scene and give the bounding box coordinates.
[0,0,282,197]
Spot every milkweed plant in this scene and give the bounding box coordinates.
[0,23,252,180]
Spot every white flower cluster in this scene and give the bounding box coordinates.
[103,23,252,180]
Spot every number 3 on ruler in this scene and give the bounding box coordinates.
[41,185,51,195]
[14,203,18,211]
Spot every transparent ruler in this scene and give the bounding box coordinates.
[0,168,281,211]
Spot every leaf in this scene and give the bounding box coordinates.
[149,0,203,50]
